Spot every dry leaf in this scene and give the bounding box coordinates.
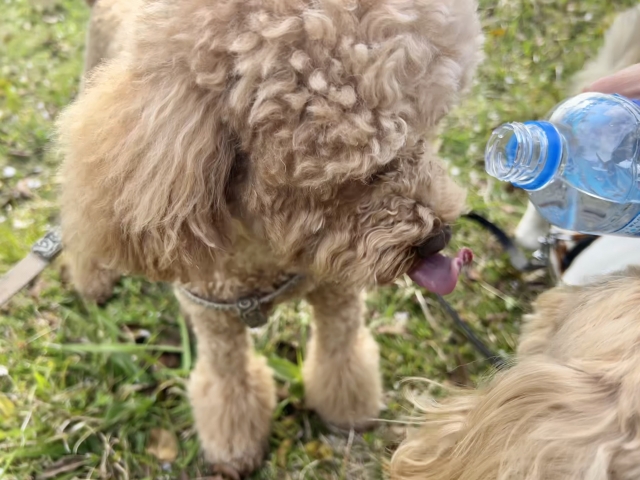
[304,440,333,460]
[146,428,178,463]
[276,384,290,401]
[36,456,87,480]
[28,278,47,298]
[375,324,407,336]
[30,0,60,9]
[276,438,292,468]
[0,393,15,417]
[447,353,471,387]
[387,425,407,443]
[158,353,181,368]
[14,179,34,199]
[466,266,482,282]
[375,312,408,336]
[211,463,241,480]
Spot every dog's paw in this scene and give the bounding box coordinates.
[304,327,382,429]
[188,354,276,475]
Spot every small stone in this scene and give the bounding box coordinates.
[3,166,16,178]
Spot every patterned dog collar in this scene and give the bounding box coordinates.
[178,274,304,328]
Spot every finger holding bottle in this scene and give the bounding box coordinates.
[584,63,640,99]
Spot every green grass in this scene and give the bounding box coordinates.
[0,0,636,478]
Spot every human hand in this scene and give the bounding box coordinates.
[583,63,640,99]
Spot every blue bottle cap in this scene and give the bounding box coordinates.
[511,121,563,191]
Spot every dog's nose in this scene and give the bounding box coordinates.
[417,225,452,258]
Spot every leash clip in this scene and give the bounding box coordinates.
[236,296,267,328]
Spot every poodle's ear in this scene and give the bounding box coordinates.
[58,59,235,281]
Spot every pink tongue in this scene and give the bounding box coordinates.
[409,248,473,295]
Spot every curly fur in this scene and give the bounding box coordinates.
[391,268,640,480]
[58,0,482,472]
[59,0,481,286]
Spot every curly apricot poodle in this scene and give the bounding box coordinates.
[58,0,482,472]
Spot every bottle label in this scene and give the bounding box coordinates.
[616,213,640,236]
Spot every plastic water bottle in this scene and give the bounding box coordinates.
[484,92,640,236]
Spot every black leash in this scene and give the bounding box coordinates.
[427,211,549,369]
[434,293,507,369]
[560,236,598,271]
[462,212,546,273]
[432,211,601,368]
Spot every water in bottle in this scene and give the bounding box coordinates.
[484,92,640,236]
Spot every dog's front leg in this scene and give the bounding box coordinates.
[303,283,382,429]
[176,289,276,475]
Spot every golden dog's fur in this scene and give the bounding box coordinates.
[57,0,482,472]
[391,270,640,480]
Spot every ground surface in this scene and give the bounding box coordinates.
[1,0,636,478]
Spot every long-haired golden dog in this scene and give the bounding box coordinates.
[391,269,640,480]
[57,0,482,473]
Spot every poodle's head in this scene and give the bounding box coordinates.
[390,268,640,480]
[59,0,481,288]
[241,138,473,290]
[214,0,483,288]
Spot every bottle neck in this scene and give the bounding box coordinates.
[485,121,564,191]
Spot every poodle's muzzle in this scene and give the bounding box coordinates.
[417,225,452,258]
